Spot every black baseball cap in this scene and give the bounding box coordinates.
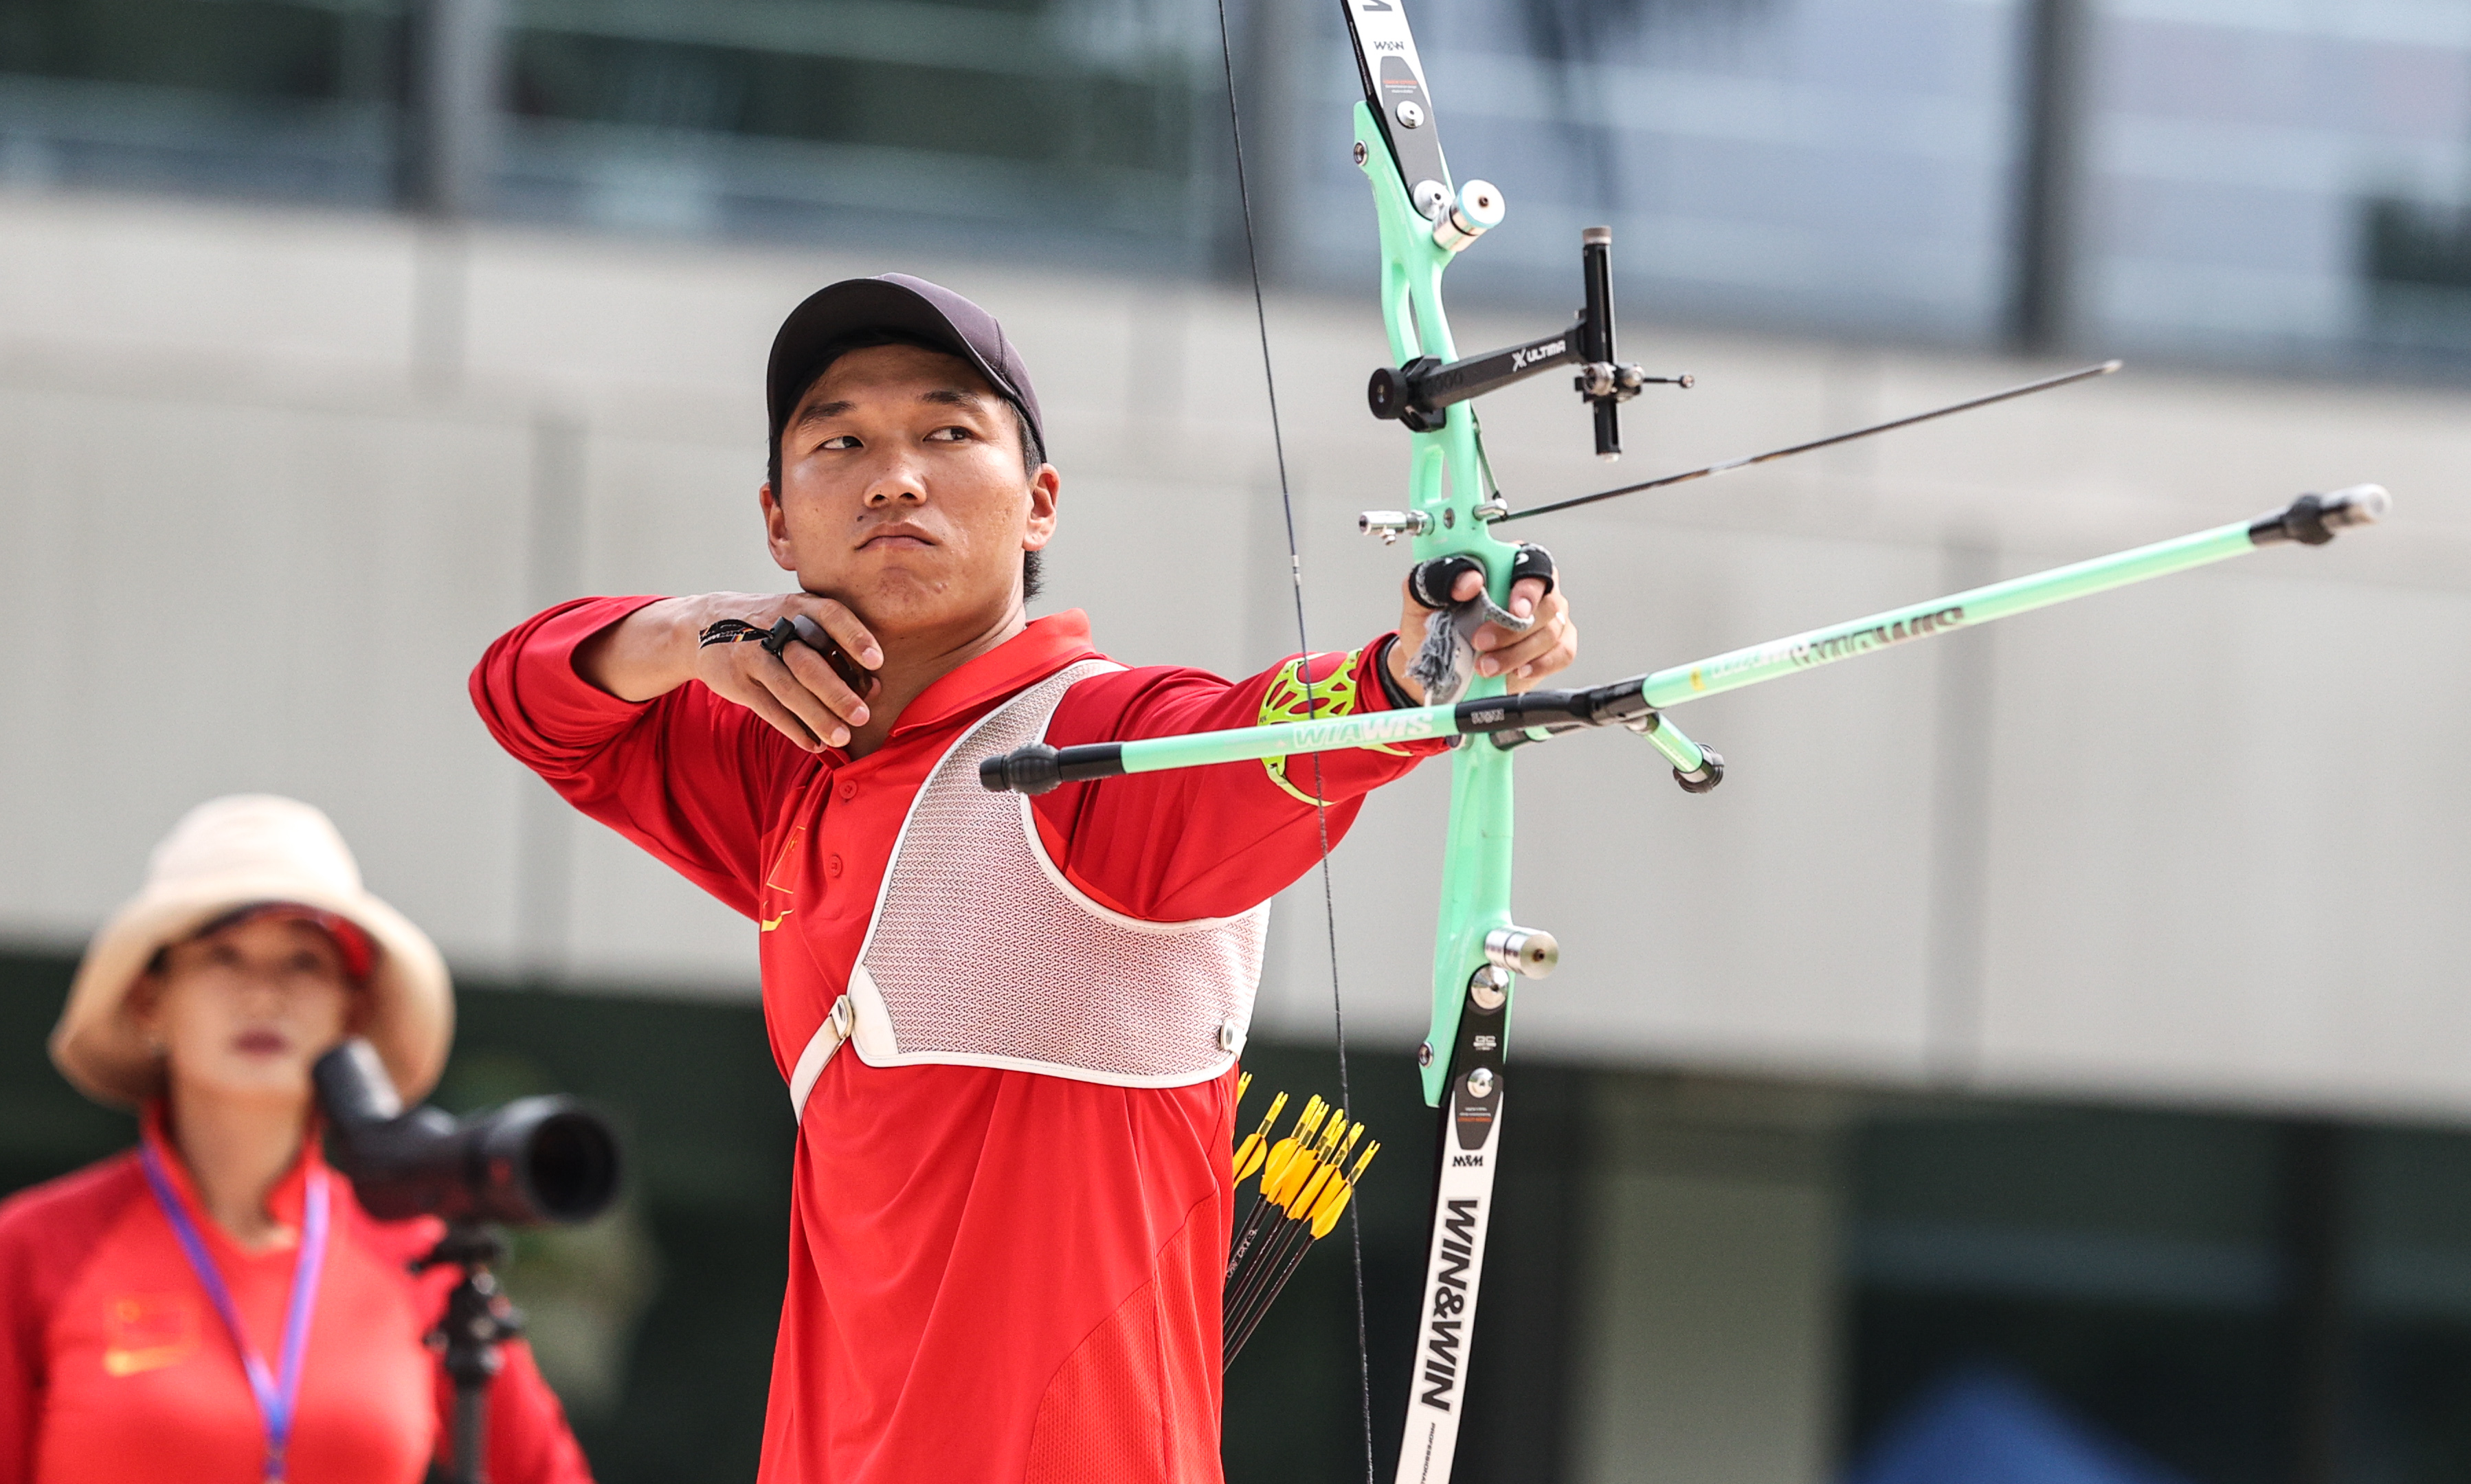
[766,273,1047,466]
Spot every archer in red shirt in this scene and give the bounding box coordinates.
[470,275,1580,1483]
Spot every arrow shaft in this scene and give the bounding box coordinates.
[1498,359,2121,524]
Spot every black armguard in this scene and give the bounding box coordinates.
[1371,633,1417,710]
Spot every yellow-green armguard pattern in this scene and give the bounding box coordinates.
[1257,650,1408,806]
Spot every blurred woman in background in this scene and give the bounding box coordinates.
[0,795,592,1484]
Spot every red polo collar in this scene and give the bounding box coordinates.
[880,610,1099,739]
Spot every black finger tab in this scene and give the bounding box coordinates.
[1510,543,1556,595]
[765,613,873,693]
[1409,555,1485,609]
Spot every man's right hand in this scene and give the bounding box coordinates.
[576,592,883,752]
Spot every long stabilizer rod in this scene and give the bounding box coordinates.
[1497,360,2122,524]
[1638,484,2383,706]
[978,487,2388,796]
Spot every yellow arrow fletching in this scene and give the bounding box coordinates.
[1264,1099,1326,1189]
[1271,1149,1322,1207]
[1307,1142,1378,1239]
[1311,1183,1354,1239]
[1288,1161,1338,1215]
[1309,1173,1350,1226]
[1236,1071,1251,1105]
[1291,1126,1367,1216]
[1284,1112,1366,1213]
[1288,1118,1343,1191]
[1233,1092,1288,1184]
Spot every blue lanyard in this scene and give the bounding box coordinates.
[139,1140,333,1484]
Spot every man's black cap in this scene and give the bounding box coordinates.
[766,273,1047,466]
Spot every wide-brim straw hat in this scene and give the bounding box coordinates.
[51,794,453,1109]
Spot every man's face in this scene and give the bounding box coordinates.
[765,343,1058,638]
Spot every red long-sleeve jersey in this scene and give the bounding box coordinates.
[0,1111,592,1484]
[470,603,1438,1484]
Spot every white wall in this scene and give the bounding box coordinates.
[2,190,2466,1120]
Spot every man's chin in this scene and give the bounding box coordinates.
[821,570,1007,632]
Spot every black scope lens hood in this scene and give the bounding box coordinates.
[313,1039,623,1227]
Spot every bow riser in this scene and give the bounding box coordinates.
[1354,98,1528,1110]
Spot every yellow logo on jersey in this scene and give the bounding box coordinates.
[103,1294,197,1376]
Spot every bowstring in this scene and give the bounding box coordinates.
[1209,2,1379,1479]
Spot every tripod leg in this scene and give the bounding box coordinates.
[451,1377,493,1484]
[422,1224,519,1484]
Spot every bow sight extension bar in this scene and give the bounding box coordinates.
[1365,229,1692,457]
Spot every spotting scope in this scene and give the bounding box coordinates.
[312,1037,621,1226]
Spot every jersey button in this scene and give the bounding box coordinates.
[825,855,845,879]
[837,780,857,802]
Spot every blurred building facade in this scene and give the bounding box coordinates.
[8,0,2471,359]
[3,1,2470,1481]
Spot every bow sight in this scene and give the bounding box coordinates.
[1365,217,1692,458]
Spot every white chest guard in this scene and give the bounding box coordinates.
[787,660,1268,1119]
